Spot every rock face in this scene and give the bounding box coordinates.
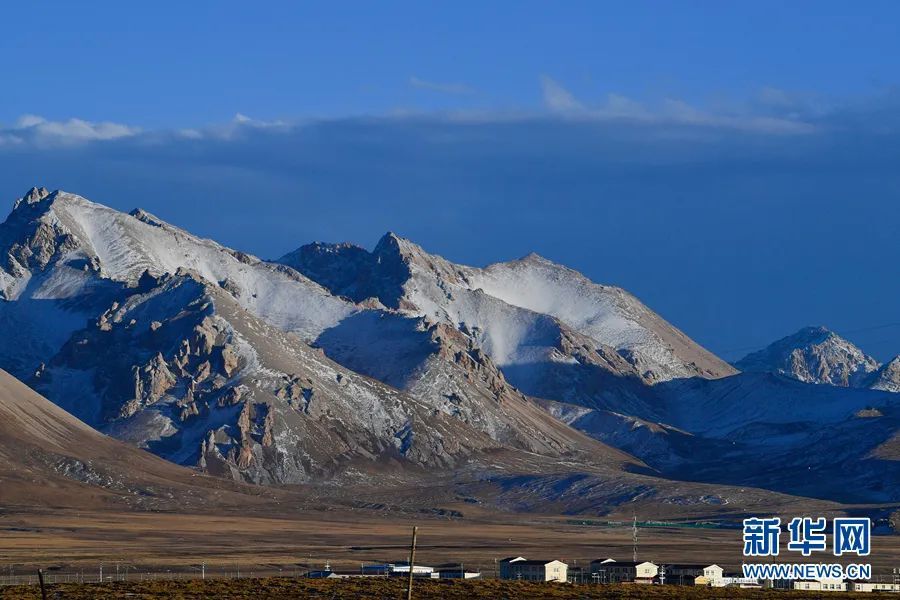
[29,269,528,485]
[735,326,882,388]
[0,187,82,300]
[0,366,288,511]
[869,357,900,393]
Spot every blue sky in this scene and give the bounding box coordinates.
[4,1,898,125]
[3,1,900,360]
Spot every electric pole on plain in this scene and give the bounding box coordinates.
[632,515,638,563]
[406,526,418,600]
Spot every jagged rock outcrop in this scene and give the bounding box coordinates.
[0,367,310,512]
[0,188,85,300]
[121,353,177,418]
[869,357,900,393]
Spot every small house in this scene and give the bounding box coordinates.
[435,563,481,579]
[499,557,567,582]
[592,560,657,583]
[661,564,707,585]
[694,564,724,586]
[360,562,436,578]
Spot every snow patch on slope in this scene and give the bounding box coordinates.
[4,191,356,341]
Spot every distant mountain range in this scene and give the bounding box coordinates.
[2,187,899,514]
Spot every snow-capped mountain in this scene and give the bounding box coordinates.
[32,270,532,484]
[276,234,900,503]
[0,188,641,488]
[284,235,735,383]
[549,372,900,502]
[4,187,900,510]
[280,233,732,419]
[735,325,899,391]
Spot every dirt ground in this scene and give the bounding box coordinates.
[0,578,882,599]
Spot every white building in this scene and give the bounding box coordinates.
[850,581,900,592]
[591,560,657,583]
[435,564,481,579]
[693,565,760,588]
[662,564,707,585]
[360,563,436,578]
[499,557,568,582]
[793,579,848,592]
[703,564,723,581]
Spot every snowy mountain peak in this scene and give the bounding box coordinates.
[281,230,734,384]
[785,325,833,345]
[372,231,433,265]
[518,251,554,265]
[375,230,405,248]
[1,190,353,340]
[735,326,880,387]
[1,189,88,300]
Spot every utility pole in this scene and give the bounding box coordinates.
[406,526,418,600]
[37,569,48,600]
[99,562,103,584]
[632,515,638,563]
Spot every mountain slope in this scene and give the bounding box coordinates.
[552,372,900,502]
[870,357,900,392]
[34,269,630,485]
[0,367,289,510]
[282,235,733,384]
[467,253,737,382]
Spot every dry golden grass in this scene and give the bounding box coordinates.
[0,578,880,599]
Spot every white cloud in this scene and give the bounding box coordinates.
[535,76,817,135]
[540,75,584,112]
[0,83,862,153]
[9,114,139,143]
[409,76,475,95]
[15,115,47,128]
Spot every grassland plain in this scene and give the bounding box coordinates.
[4,508,900,576]
[5,508,899,574]
[0,578,882,599]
